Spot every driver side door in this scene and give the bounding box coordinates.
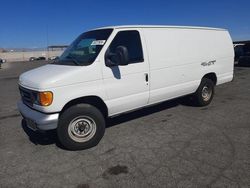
[102,29,150,116]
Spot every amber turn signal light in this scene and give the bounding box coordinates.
[39,91,53,106]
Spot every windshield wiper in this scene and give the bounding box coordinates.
[65,54,81,66]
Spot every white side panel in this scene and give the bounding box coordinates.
[143,28,234,104]
[211,31,234,84]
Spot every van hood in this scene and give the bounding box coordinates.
[19,64,100,90]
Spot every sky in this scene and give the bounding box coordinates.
[0,0,249,48]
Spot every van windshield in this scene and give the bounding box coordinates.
[54,29,113,66]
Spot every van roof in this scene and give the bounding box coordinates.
[95,25,226,31]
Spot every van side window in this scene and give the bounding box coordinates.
[109,30,144,63]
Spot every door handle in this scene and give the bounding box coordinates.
[145,73,149,82]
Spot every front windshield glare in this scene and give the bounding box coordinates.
[57,29,113,66]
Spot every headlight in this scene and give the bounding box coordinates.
[19,86,53,107]
[38,91,53,106]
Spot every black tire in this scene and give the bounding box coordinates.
[192,78,215,107]
[57,103,105,150]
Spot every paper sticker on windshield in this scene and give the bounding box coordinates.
[91,40,106,46]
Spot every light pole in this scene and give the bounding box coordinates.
[46,25,49,59]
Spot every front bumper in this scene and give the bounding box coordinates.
[17,101,59,131]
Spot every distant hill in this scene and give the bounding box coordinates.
[0,46,68,52]
[2,48,47,52]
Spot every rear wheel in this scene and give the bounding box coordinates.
[193,78,214,106]
[57,103,105,150]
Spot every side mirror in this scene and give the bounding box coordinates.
[105,46,129,67]
[115,46,129,66]
[105,52,118,67]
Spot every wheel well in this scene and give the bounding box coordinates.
[202,73,217,85]
[60,96,108,118]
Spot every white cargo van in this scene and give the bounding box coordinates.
[18,25,234,150]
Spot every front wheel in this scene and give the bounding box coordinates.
[57,104,105,150]
[192,78,215,106]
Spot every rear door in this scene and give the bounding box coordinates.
[102,29,150,116]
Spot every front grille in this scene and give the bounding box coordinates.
[19,86,34,107]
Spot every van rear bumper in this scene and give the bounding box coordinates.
[17,101,59,131]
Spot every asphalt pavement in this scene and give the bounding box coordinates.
[0,61,249,188]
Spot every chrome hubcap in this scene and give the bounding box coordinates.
[68,116,96,143]
[201,86,212,101]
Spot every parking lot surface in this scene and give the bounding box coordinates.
[0,61,250,188]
